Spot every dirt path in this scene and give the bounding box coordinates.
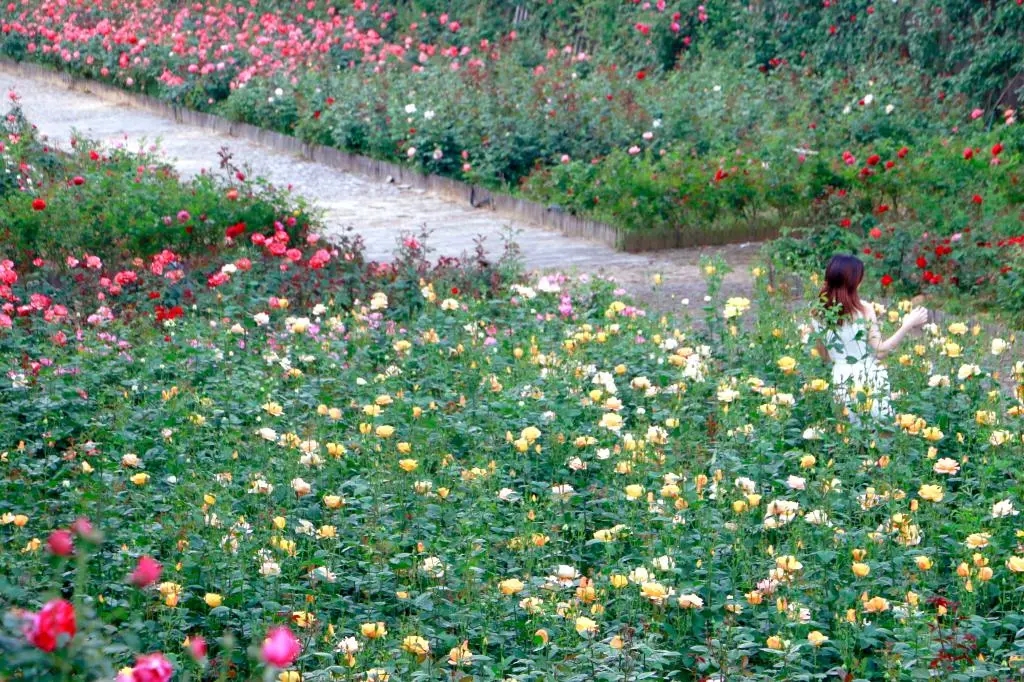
[2,65,757,306]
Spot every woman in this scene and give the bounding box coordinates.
[814,254,928,423]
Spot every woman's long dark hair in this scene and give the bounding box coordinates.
[818,254,865,321]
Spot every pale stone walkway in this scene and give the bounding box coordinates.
[2,65,757,303]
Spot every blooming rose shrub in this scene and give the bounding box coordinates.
[0,99,312,263]
[3,118,1024,679]
[2,0,1020,248]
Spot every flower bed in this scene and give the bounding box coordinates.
[3,110,1024,680]
[2,0,1021,254]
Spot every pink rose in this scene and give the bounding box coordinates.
[129,653,174,682]
[261,626,301,667]
[131,555,163,587]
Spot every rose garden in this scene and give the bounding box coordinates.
[1,1,1023,680]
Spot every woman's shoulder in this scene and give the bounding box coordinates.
[854,302,878,321]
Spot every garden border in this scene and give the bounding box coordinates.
[1,58,777,252]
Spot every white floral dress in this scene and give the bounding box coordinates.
[824,317,893,423]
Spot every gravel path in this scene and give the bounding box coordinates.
[2,65,758,305]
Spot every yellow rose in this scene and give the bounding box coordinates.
[807,631,829,647]
[499,578,525,595]
[624,484,645,500]
[521,426,541,443]
[609,574,629,589]
[375,425,395,438]
[599,412,624,431]
[851,562,870,578]
[574,616,598,635]
[862,596,889,613]
[766,635,786,650]
[204,593,223,608]
[799,454,816,469]
[915,556,933,571]
[990,430,1011,446]
[398,459,418,472]
[777,356,797,373]
[402,635,430,655]
[640,582,671,603]
[130,473,150,486]
[361,622,387,639]
[918,484,944,502]
[448,640,472,667]
[1007,556,1024,573]
[323,495,344,509]
[676,593,704,609]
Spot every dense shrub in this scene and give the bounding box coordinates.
[2,0,1022,316]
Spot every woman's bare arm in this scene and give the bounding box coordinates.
[863,304,927,359]
[814,339,831,363]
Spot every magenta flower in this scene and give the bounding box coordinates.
[262,626,302,667]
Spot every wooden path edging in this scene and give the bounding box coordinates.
[1,58,777,252]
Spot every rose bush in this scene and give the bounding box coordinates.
[3,114,1024,680]
[2,0,1020,246]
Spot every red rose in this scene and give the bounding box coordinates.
[31,198,46,211]
[635,70,646,81]
[869,227,882,239]
[881,274,893,286]
[884,160,895,169]
[874,204,889,215]
[916,256,928,268]
[71,176,85,186]
[866,154,880,166]
[839,218,852,228]
[963,148,973,160]
[47,530,74,556]
[225,222,246,239]
[24,599,76,652]
[971,194,983,205]
[992,143,1003,156]
[897,146,909,158]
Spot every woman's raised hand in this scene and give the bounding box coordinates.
[903,306,929,329]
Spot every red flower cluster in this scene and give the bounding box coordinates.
[225,221,246,239]
[154,305,184,321]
